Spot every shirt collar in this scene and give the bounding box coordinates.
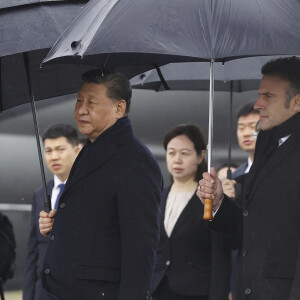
[53,175,67,189]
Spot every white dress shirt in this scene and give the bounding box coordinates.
[164,191,195,237]
[50,175,67,210]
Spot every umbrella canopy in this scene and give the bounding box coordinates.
[0,0,90,111]
[0,0,89,211]
[43,0,300,74]
[42,0,300,219]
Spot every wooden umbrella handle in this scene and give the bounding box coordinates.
[203,198,213,220]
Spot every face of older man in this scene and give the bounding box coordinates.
[254,75,299,130]
[74,83,126,142]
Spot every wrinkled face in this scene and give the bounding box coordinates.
[254,75,297,130]
[237,113,260,153]
[166,135,203,183]
[44,137,79,182]
[75,83,124,142]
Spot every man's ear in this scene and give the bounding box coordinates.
[115,99,127,118]
[292,94,300,113]
[74,145,81,155]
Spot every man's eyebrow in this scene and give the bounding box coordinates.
[238,121,257,125]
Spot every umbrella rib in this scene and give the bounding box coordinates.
[153,64,170,91]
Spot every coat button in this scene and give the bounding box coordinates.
[245,288,251,295]
[60,202,66,208]
[166,260,170,266]
[44,268,50,275]
[50,235,54,241]
[242,249,247,256]
[243,210,249,217]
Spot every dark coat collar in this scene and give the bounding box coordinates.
[244,113,300,206]
[63,117,133,195]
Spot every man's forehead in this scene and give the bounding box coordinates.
[78,82,106,94]
[259,75,290,91]
[238,114,260,124]
[44,137,70,147]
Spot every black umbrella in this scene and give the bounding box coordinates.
[0,0,90,211]
[42,0,300,218]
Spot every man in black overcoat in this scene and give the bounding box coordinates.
[197,56,300,300]
[39,70,163,300]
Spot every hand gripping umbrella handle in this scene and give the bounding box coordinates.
[203,199,213,220]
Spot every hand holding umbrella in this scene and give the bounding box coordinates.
[198,167,224,219]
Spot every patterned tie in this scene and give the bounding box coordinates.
[54,183,65,210]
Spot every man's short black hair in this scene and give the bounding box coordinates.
[236,102,259,120]
[262,56,300,105]
[42,124,79,146]
[81,69,132,114]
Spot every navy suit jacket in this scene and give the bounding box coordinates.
[232,161,248,179]
[42,117,163,300]
[23,180,54,300]
[153,187,231,299]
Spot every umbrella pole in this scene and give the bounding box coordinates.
[227,81,233,180]
[23,53,51,212]
[0,57,2,113]
[203,59,214,220]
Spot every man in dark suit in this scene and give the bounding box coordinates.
[39,70,163,300]
[197,56,300,300]
[23,124,80,300]
[233,103,260,179]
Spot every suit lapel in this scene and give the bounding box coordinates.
[246,134,299,205]
[170,192,199,237]
[63,140,118,195]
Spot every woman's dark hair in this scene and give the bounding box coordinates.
[163,124,207,182]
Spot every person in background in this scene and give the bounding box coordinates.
[233,103,260,179]
[23,124,80,300]
[152,124,231,300]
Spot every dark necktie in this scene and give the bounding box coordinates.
[54,183,65,210]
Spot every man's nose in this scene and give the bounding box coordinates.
[76,101,88,114]
[254,97,263,110]
[174,153,182,162]
[50,151,59,160]
[244,127,253,136]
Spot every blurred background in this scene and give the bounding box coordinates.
[0,87,258,298]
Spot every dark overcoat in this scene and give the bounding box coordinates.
[153,188,231,299]
[42,117,163,300]
[23,180,54,300]
[211,113,300,300]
